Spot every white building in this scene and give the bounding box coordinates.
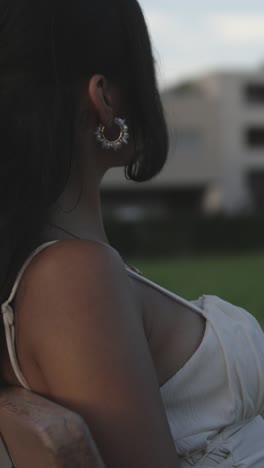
[102,68,264,216]
[195,69,264,214]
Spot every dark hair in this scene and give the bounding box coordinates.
[0,0,168,331]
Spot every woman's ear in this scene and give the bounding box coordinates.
[88,75,114,127]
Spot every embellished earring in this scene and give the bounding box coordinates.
[94,117,130,151]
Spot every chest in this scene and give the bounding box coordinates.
[129,275,206,387]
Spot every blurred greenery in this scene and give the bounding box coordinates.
[128,251,264,327]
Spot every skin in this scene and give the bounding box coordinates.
[0,76,206,468]
[41,75,132,244]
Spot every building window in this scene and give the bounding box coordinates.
[247,171,264,212]
[245,127,264,148]
[244,84,264,104]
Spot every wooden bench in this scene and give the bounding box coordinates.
[0,387,105,468]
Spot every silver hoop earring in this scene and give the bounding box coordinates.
[94,117,130,151]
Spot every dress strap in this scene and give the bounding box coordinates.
[1,240,59,390]
[3,240,59,308]
[125,266,205,316]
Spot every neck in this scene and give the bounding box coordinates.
[41,169,109,246]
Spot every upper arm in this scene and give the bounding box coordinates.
[15,240,180,468]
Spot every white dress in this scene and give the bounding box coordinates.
[1,240,264,467]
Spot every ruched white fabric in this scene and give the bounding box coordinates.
[159,294,264,466]
[1,241,264,467]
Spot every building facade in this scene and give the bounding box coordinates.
[102,68,264,218]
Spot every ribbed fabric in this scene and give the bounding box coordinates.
[160,295,264,466]
[1,241,264,466]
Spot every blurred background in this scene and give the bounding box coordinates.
[101,0,264,326]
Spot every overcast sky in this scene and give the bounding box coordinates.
[139,0,264,89]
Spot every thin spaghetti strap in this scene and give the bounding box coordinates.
[1,240,59,390]
[81,244,204,316]
[4,240,60,307]
[1,303,30,389]
[3,238,117,308]
[125,266,205,316]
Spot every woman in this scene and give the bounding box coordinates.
[0,1,264,467]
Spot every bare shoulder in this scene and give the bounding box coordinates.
[16,239,137,316]
[14,239,179,467]
[15,238,143,365]
[20,239,126,287]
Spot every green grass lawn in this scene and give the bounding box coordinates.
[128,251,264,327]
